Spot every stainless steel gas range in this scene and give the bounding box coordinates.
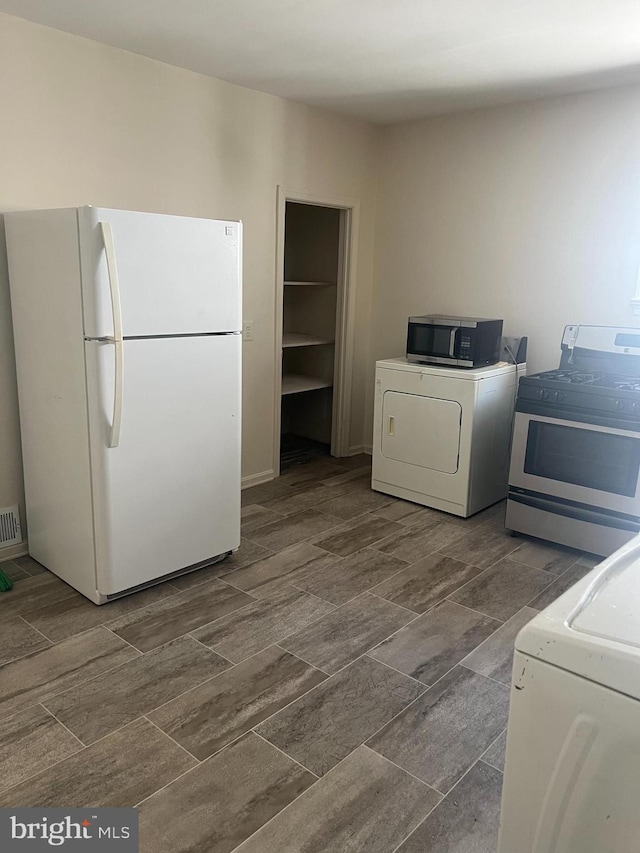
[506,324,640,557]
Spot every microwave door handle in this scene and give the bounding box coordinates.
[449,328,457,357]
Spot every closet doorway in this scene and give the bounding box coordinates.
[274,187,359,476]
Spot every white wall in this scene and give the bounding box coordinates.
[368,86,640,440]
[0,12,379,546]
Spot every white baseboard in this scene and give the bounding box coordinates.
[241,469,275,490]
[0,541,29,563]
[346,445,369,457]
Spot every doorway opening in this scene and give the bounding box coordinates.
[274,188,358,477]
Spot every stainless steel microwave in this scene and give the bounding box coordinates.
[406,315,503,368]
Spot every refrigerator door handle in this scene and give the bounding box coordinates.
[100,221,124,448]
[109,341,124,449]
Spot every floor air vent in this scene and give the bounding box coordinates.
[0,505,22,547]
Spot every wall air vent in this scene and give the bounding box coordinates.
[0,505,22,547]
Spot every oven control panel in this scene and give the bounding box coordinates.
[534,389,568,403]
[518,383,640,420]
[614,399,640,413]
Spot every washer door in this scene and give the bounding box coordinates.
[381,391,461,473]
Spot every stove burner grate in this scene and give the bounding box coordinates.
[614,380,640,392]
[538,370,600,384]
[531,370,640,393]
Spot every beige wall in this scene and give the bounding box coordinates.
[368,86,640,441]
[0,12,379,540]
[5,12,640,541]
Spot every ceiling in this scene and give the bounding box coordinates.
[3,0,640,123]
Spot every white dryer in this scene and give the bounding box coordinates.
[372,358,524,517]
[499,535,640,853]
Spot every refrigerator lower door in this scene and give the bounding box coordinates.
[85,334,241,597]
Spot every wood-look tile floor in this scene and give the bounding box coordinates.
[0,456,598,853]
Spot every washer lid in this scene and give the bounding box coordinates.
[570,555,640,647]
[515,535,640,701]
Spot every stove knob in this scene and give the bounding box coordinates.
[616,400,625,411]
[632,402,639,414]
[554,391,565,402]
[539,389,550,400]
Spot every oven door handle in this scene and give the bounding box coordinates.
[448,328,458,358]
[508,492,640,532]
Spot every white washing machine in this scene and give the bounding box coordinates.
[499,536,640,853]
[372,358,524,517]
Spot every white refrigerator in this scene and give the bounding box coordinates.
[6,206,242,604]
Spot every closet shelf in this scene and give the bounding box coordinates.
[281,374,333,395]
[282,333,334,348]
[284,280,336,287]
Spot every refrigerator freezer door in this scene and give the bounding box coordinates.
[85,334,241,596]
[79,207,241,338]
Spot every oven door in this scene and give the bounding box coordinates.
[510,412,640,516]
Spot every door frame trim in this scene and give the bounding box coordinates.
[273,186,360,476]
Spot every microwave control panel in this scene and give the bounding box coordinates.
[459,333,473,354]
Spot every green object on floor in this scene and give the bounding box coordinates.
[0,570,14,591]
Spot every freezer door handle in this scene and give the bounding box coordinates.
[100,221,124,448]
[100,221,123,343]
